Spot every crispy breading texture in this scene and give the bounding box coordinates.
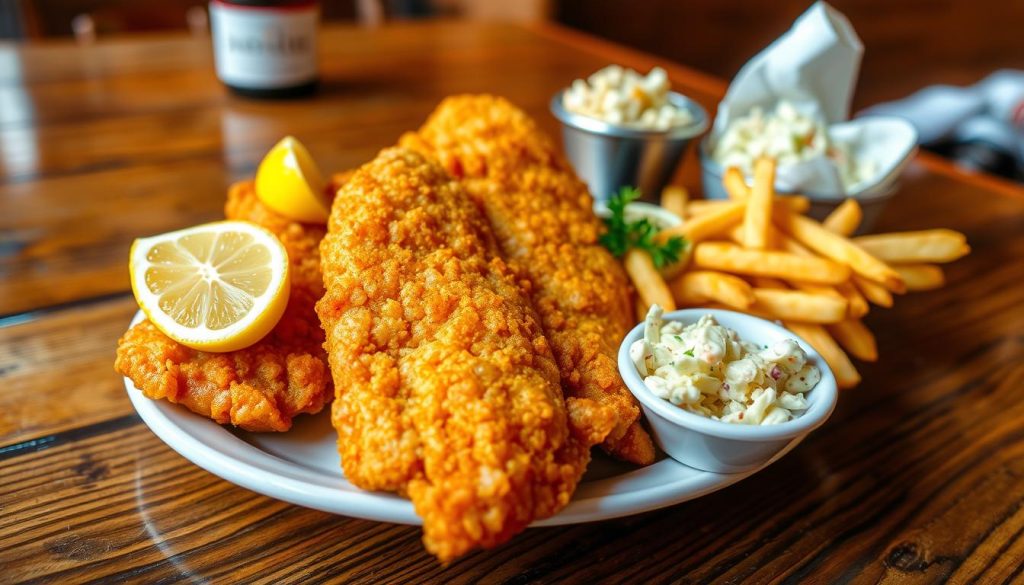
[401,95,655,464]
[114,178,345,431]
[316,148,614,562]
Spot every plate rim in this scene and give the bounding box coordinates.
[123,312,799,526]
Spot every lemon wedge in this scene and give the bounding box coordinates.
[129,221,291,352]
[255,136,330,223]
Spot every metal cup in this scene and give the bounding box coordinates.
[551,90,708,205]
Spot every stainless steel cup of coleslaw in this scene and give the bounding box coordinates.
[618,308,839,473]
[551,90,708,205]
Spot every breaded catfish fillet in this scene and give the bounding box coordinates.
[315,148,614,561]
[114,177,347,431]
[401,95,655,465]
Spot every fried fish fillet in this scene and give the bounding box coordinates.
[114,176,348,431]
[401,95,655,465]
[316,148,615,561]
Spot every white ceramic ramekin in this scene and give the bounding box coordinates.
[592,200,683,230]
[618,308,839,473]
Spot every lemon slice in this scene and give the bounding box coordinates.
[255,136,330,223]
[129,221,291,352]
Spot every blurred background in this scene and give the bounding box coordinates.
[2,0,1023,180]
[4,0,1022,107]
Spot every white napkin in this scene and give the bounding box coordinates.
[710,2,915,198]
[714,2,862,129]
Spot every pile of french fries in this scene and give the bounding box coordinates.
[624,158,971,389]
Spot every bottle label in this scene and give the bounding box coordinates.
[210,1,318,89]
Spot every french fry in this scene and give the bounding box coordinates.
[819,201,915,312]
[693,242,851,285]
[791,282,843,298]
[724,224,744,245]
[748,276,787,289]
[836,281,870,319]
[774,211,905,292]
[775,226,811,256]
[827,320,878,362]
[745,276,847,320]
[852,274,894,308]
[701,302,773,322]
[790,282,868,319]
[670,270,755,309]
[726,223,782,250]
[751,288,848,324]
[661,185,688,220]
[685,200,726,217]
[689,198,809,217]
[723,167,810,215]
[853,230,970,263]
[742,158,775,249]
[775,196,810,214]
[785,321,861,389]
[724,167,749,200]
[658,201,745,244]
[625,249,676,312]
[724,222,778,249]
[822,198,862,236]
[792,282,868,319]
[767,210,870,317]
[891,264,945,291]
[724,223,772,249]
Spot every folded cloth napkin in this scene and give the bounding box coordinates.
[863,70,1024,180]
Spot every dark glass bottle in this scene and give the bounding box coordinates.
[209,0,319,99]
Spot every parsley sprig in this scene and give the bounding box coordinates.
[599,186,688,268]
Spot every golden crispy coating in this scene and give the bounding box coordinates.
[114,178,345,431]
[114,319,329,431]
[316,148,614,561]
[401,95,655,464]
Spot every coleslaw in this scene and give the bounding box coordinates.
[629,305,820,425]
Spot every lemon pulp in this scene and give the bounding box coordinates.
[130,221,290,352]
[254,136,330,223]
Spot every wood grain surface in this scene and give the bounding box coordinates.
[2,20,1023,584]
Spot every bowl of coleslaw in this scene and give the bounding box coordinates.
[618,306,838,473]
[698,101,917,232]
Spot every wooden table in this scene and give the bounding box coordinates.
[3,20,1023,584]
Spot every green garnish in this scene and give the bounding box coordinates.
[684,348,695,357]
[599,186,688,269]
[791,134,805,155]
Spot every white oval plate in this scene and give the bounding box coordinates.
[124,312,801,526]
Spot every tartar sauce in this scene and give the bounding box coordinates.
[712,100,876,192]
[630,305,820,425]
